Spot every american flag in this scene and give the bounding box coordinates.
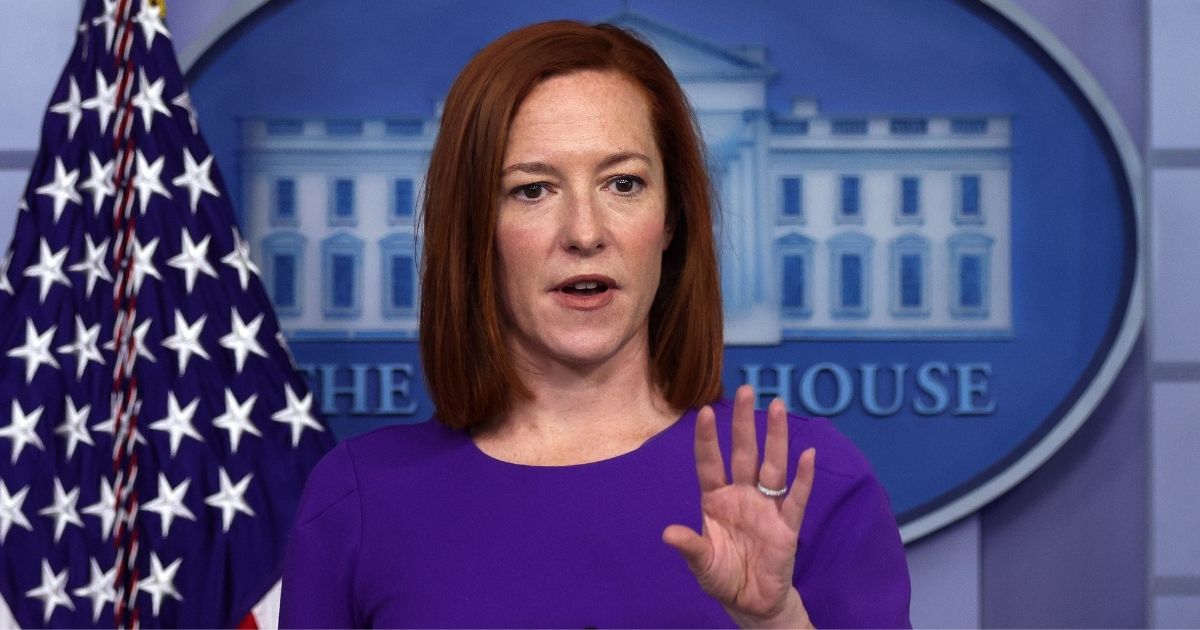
[0,0,334,627]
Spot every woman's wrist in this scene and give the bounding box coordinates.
[728,588,813,629]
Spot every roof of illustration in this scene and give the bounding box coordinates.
[604,12,776,81]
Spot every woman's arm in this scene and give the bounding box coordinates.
[279,442,362,628]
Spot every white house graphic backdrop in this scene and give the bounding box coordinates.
[238,13,1011,344]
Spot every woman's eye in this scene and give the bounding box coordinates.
[515,183,546,201]
[609,176,643,194]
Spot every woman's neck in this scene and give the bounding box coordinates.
[471,335,681,466]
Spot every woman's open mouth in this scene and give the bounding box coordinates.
[560,280,609,296]
[554,275,618,310]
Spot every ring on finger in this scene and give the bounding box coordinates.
[756,482,787,497]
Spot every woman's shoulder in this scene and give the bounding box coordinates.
[296,420,468,518]
[704,399,876,483]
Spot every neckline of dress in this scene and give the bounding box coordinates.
[464,408,697,471]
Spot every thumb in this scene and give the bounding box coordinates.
[662,524,713,576]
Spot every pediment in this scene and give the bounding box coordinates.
[605,12,775,81]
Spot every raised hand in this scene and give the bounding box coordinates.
[663,385,816,628]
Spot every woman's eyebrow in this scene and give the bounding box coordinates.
[501,161,558,177]
[596,151,652,172]
[500,152,652,178]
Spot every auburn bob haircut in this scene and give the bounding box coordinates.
[420,20,723,429]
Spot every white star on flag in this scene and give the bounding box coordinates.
[205,468,256,532]
[271,384,324,447]
[137,553,183,616]
[143,474,196,537]
[34,157,81,223]
[134,0,172,48]
[57,314,105,380]
[166,229,218,292]
[24,560,75,623]
[277,330,300,371]
[54,397,95,460]
[81,70,118,135]
[49,76,85,140]
[36,478,83,543]
[130,318,157,363]
[149,392,204,457]
[161,311,210,373]
[129,235,162,293]
[221,229,261,290]
[133,150,172,215]
[67,233,112,298]
[0,250,14,295]
[7,320,60,384]
[0,480,33,542]
[220,309,267,372]
[91,0,118,51]
[81,476,117,541]
[131,68,171,132]
[0,401,46,464]
[72,558,116,624]
[172,90,199,134]
[172,148,220,212]
[79,152,116,215]
[213,389,261,453]
[23,238,72,302]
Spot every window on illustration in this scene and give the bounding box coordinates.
[392,254,415,309]
[332,254,356,308]
[781,177,802,219]
[335,179,355,218]
[960,255,983,308]
[276,179,296,220]
[900,177,919,217]
[395,179,414,218]
[841,253,863,308]
[900,254,922,308]
[273,253,297,308]
[840,176,860,217]
[960,174,981,218]
[782,254,806,311]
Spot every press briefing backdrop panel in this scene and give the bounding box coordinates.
[0,1,1160,627]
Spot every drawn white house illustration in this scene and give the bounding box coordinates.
[240,12,1012,343]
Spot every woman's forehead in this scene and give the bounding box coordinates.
[503,70,659,165]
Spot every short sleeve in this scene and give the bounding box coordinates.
[793,437,912,628]
[279,441,362,628]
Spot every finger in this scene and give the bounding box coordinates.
[694,405,726,492]
[757,397,789,496]
[781,447,816,532]
[662,524,713,576]
[730,384,758,485]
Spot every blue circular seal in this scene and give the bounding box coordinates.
[186,0,1142,542]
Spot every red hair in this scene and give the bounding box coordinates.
[419,20,723,429]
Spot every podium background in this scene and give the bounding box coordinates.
[0,1,1194,627]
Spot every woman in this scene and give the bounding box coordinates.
[280,20,910,628]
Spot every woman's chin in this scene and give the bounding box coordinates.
[516,332,646,372]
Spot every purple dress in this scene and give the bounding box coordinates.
[279,402,911,628]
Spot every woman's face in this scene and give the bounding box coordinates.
[496,70,671,373]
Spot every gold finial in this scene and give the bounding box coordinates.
[149,0,166,18]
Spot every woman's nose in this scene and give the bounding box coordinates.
[562,191,605,254]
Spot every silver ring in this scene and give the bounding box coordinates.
[756,482,787,497]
